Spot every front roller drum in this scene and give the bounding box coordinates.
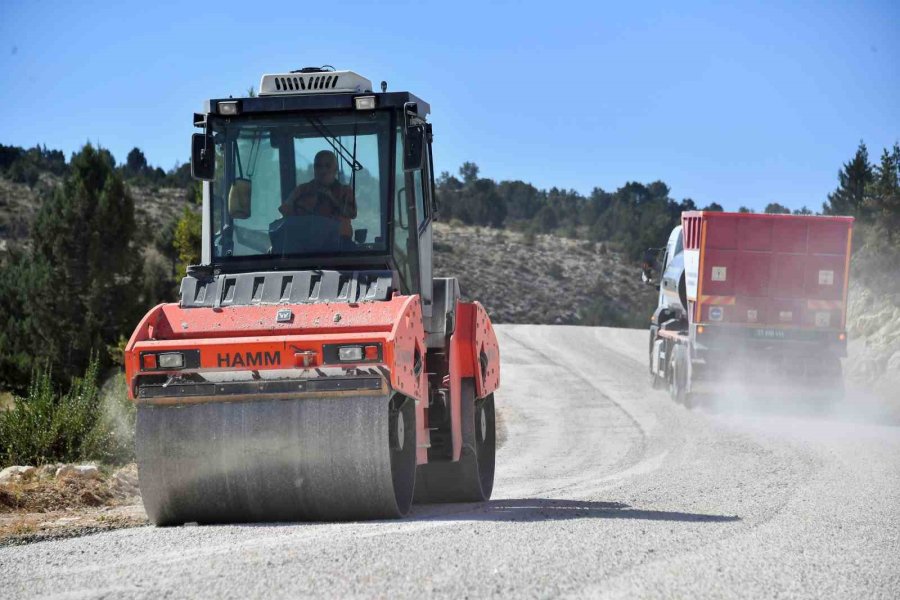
[135,394,416,525]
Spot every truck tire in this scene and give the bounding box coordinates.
[669,344,690,407]
[648,327,664,390]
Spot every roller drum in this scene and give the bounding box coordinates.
[135,394,416,525]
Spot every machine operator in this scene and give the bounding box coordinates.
[279,150,356,238]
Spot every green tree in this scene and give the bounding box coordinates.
[764,202,791,214]
[174,206,202,276]
[124,147,148,176]
[702,202,724,211]
[0,144,139,389]
[869,144,900,243]
[155,214,180,276]
[823,141,873,218]
[459,162,480,185]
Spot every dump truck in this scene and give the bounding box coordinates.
[645,211,854,407]
[123,68,500,524]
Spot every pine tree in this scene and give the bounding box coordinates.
[870,144,900,243]
[823,142,873,218]
[0,143,139,388]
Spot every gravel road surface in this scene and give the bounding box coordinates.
[1,325,898,599]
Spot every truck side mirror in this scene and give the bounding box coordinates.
[641,247,663,286]
[191,133,215,181]
[403,125,425,172]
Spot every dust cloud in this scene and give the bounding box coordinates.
[690,349,900,429]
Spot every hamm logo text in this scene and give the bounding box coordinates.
[217,351,281,368]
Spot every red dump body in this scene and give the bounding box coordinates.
[682,211,854,333]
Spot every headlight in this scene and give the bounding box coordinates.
[354,95,376,110]
[338,346,364,362]
[217,101,240,115]
[157,352,185,369]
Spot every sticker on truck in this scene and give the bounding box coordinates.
[712,266,727,281]
[818,270,834,285]
[709,306,724,321]
[747,309,758,323]
[779,311,793,322]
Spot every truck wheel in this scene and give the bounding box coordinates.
[669,345,689,407]
[648,327,664,390]
[414,379,495,503]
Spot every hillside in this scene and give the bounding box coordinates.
[0,174,656,327]
[432,223,656,325]
[0,175,193,254]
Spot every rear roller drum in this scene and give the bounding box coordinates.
[414,379,496,503]
[135,393,416,525]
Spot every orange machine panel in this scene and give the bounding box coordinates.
[447,300,500,461]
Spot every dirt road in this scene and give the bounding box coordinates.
[1,325,898,598]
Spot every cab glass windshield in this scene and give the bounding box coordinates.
[210,111,392,259]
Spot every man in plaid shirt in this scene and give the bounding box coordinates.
[280,150,356,238]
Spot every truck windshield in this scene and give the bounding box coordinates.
[209,111,392,260]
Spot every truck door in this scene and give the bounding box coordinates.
[661,226,686,315]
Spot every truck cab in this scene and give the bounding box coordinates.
[658,225,687,318]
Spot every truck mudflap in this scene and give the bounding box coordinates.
[135,391,416,525]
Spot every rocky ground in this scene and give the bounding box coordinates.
[845,281,900,400]
[0,464,146,546]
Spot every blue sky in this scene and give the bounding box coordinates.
[1,0,897,211]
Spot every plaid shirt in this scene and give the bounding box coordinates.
[280,180,357,237]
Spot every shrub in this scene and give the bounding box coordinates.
[0,356,134,466]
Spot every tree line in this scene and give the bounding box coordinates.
[0,143,193,190]
[434,163,825,260]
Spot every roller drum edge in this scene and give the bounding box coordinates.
[135,394,416,525]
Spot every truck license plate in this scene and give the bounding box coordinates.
[753,328,786,339]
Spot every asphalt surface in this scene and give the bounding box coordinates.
[2,325,898,599]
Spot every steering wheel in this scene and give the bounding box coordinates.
[269,215,343,255]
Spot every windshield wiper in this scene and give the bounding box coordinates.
[304,116,363,172]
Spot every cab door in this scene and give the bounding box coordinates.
[412,142,434,319]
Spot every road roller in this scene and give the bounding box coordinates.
[123,67,500,524]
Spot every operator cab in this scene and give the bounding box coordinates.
[190,68,436,315]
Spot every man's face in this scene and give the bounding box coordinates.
[314,154,337,185]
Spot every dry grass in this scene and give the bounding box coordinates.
[0,464,146,545]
